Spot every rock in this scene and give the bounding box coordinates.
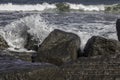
[35,29,81,66]
[84,36,120,57]
[116,19,120,41]
[0,56,63,80]
[60,57,120,80]
[0,50,37,62]
[0,35,9,50]
[25,33,39,51]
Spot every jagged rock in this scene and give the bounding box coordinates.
[116,19,120,41]
[0,35,9,49]
[35,29,81,66]
[0,56,63,80]
[84,36,120,57]
[25,33,39,51]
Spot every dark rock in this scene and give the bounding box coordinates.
[60,57,120,80]
[116,19,120,41]
[0,50,36,62]
[84,36,120,57]
[25,33,39,51]
[35,29,81,66]
[0,35,9,49]
[0,57,63,80]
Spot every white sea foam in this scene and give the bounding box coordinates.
[0,3,56,11]
[0,3,106,11]
[0,14,55,51]
[68,3,105,11]
[0,12,117,52]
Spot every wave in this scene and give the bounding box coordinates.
[2,3,120,12]
[105,4,120,13]
[3,2,120,12]
[68,3,105,11]
[0,3,56,11]
[0,13,117,52]
[0,2,106,11]
[0,14,55,51]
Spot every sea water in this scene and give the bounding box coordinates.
[0,0,119,52]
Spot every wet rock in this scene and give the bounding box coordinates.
[25,33,39,51]
[0,50,36,62]
[35,29,81,66]
[0,57,63,80]
[0,35,9,50]
[84,36,120,57]
[116,19,120,41]
[60,57,120,80]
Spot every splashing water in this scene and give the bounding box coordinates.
[0,14,55,51]
[0,12,118,52]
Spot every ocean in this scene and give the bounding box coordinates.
[0,0,120,4]
[0,0,119,52]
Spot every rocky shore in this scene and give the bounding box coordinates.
[0,19,120,80]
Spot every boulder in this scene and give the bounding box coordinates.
[116,19,120,41]
[0,35,9,49]
[0,57,64,80]
[35,29,81,66]
[25,33,39,51]
[84,36,120,57]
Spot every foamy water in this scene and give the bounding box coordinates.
[0,3,56,11]
[0,12,118,52]
[0,14,55,51]
[0,3,106,11]
[68,3,105,11]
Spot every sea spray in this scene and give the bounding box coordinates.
[0,12,118,52]
[0,14,55,51]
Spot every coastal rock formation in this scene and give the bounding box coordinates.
[116,19,120,41]
[0,56,63,80]
[84,36,120,57]
[25,33,39,51]
[0,50,36,62]
[0,35,9,50]
[35,29,81,66]
[61,57,120,80]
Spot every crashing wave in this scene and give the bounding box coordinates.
[0,2,105,12]
[1,2,120,12]
[0,14,55,51]
[68,3,105,11]
[0,3,56,11]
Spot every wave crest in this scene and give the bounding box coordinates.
[68,3,105,11]
[0,2,106,11]
[0,3,56,11]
